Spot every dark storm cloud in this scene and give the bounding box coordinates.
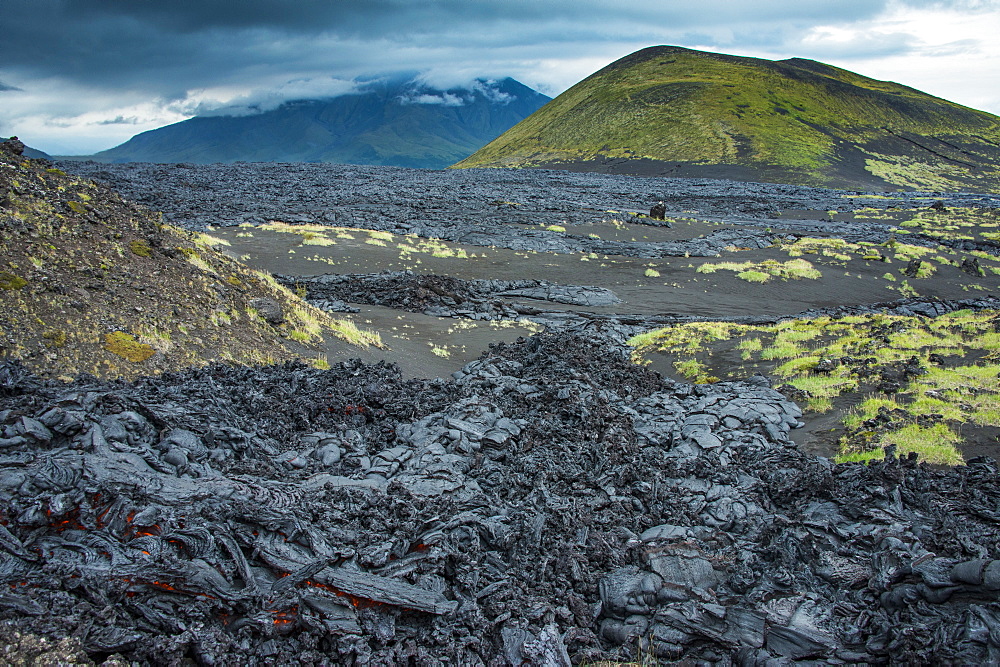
[3,0,994,153]
[0,0,908,94]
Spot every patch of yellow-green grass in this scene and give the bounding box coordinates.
[194,232,231,248]
[738,337,763,359]
[878,422,964,465]
[773,355,821,377]
[545,224,567,232]
[397,237,472,260]
[759,340,804,361]
[128,239,152,257]
[905,394,965,422]
[864,153,974,192]
[644,267,661,278]
[628,321,750,356]
[842,396,903,431]
[697,258,821,282]
[969,330,1000,353]
[892,243,934,261]
[806,397,834,413]
[914,364,1000,427]
[632,309,1000,464]
[301,234,336,246]
[673,358,719,384]
[923,364,1000,392]
[773,324,821,343]
[788,374,859,397]
[182,248,218,275]
[782,237,859,262]
[885,326,959,351]
[0,271,28,290]
[327,317,383,348]
[737,270,769,283]
[104,331,156,362]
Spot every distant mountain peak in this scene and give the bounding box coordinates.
[93,77,550,169]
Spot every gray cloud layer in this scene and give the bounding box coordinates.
[0,1,902,90]
[1,0,994,153]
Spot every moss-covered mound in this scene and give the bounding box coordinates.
[454,46,1000,192]
[0,139,380,380]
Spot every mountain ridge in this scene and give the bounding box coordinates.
[453,46,1000,192]
[91,77,550,169]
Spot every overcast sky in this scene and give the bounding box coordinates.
[1,0,998,155]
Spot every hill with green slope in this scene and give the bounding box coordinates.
[92,78,549,169]
[0,138,379,380]
[453,46,1000,192]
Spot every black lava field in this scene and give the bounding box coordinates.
[2,160,1000,664]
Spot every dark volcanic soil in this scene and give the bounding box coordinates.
[62,161,1000,385]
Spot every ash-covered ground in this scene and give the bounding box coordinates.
[3,161,995,664]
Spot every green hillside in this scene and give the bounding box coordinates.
[453,46,1000,192]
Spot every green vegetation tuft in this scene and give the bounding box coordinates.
[630,308,1000,465]
[697,258,821,283]
[104,331,156,362]
[0,271,28,290]
[128,239,152,257]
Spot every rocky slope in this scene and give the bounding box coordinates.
[89,78,550,169]
[454,46,1000,192]
[0,138,378,380]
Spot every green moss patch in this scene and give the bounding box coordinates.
[128,239,152,257]
[630,308,1000,465]
[697,258,821,283]
[103,331,156,362]
[0,271,28,290]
